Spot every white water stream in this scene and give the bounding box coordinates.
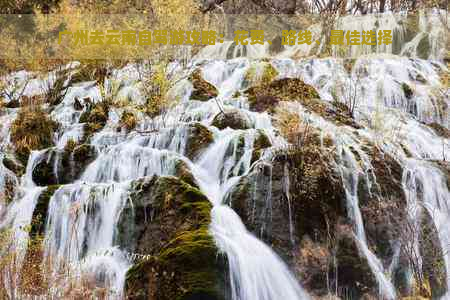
[0,9,448,300]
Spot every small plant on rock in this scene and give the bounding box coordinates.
[10,106,58,164]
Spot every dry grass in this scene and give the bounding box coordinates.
[10,106,58,164]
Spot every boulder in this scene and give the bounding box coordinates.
[189,70,218,101]
[31,143,96,186]
[245,77,319,113]
[184,123,214,160]
[121,176,228,300]
[211,109,251,130]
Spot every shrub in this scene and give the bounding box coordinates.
[10,106,58,164]
[120,110,137,131]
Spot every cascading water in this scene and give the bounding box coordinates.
[0,9,448,299]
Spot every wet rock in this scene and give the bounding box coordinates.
[79,101,109,142]
[358,147,406,261]
[211,109,251,130]
[175,159,198,188]
[429,122,450,139]
[269,35,285,55]
[417,35,431,60]
[189,69,218,101]
[408,69,427,84]
[250,130,272,164]
[294,236,331,295]
[73,96,83,111]
[30,185,61,237]
[1,171,18,207]
[5,98,20,108]
[119,110,137,132]
[420,210,447,298]
[31,143,96,186]
[32,155,58,186]
[2,154,25,176]
[332,226,377,299]
[122,176,228,300]
[401,82,414,99]
[184,122,214,160]
[249,95,280,113]
[229,133,347,294]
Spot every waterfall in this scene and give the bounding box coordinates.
[0,11,448,298]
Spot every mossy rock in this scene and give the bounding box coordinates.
[120,110,137,131]
[357,146,405,261]
[417,35,431,60]
[1,171,18,206]
[61,143,96,183]
[269,36,285,55]
[401,82,414,99]
[330,101,361,128]
[5,98,20,108]
[211,109,251,130]
[366,146,405,204]
[420,210,447,298]
[189,70,218,101]
[32,155,57,186]
[229,132,346,278]
[30,185,60,238]
[243,62,279,89]
[2,154,25,176]
[123,176,228,300]
[274,134,346,240]
[245,77,320,113]
[10,107,58,165]
[32,143,96,186]
[429,122,450,139]
[20,184,60,295]
[184,123,214,160]
[332,227,377,299]
[245,78,360,128]
[250,130,272,164]
[175,159,198,188]
[80,102,109,142]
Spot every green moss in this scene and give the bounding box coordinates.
[30,185,60,238]
[189,70,218,101]
[245,78,319,113]
[250,130,272,164]
[417,35,431,59]
[211,110,251,130]
[334,230,377,298]
[124,176,227,300]
[244,63,278,88]
[175,159,198,188]
[72,143,96,163]
[261,63,278,84]
[185,123,214,160]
